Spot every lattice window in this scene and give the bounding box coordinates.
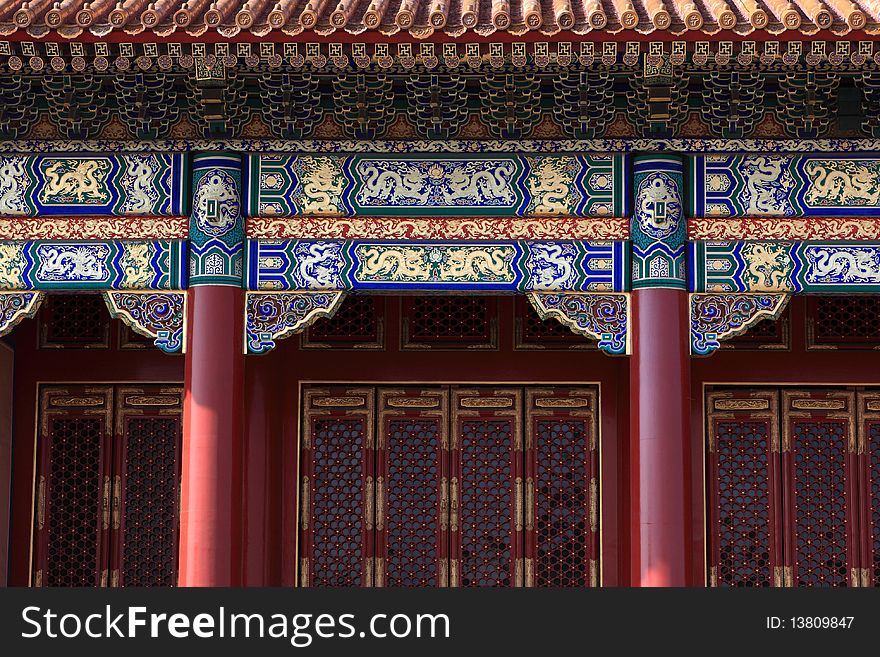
[300,385,603,589]
[808,296,880,349]
[34,387,113,588]
[382,412,444,587]
[39,293,110,348]
[724,304,790,350]
[402,297,497,349]
[117,416,181,587]
[459,419,514,586]
[44,416,106,586]
[707,391,782,588]
[514,296,595,350]
[789,417,851,586]
[534,420,591,585]
[34,386,182,588]
[303,296,384,349]
[311,418,367,586]
[301,389,374,588]
[452,389,521,587]
[715,420,774,586]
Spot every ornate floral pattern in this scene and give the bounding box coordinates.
[688,217,880,241]
[189,154,244,287]
[245,291,346,354]
[690,241,880,293]
[246,154,628,218]
[632,155,686,290]
[0,291,44,338]
[103,291,186,354]
[0,154,186,216]
[692,155,880,217]
[0,216,189,240]
[0,240,185,290]
[246,240,626,292]
[7,139,880,156]
[690,293,789,356]
[192,169,240,237]
[246,216,630,240]
[527,292,629,355]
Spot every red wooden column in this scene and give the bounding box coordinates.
[179,153,246,586]
[629,155,691,586]
[243,355,283,586]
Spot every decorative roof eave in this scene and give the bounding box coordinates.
[0,0,879,41]
[4,20,879,38]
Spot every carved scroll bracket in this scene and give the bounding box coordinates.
[690,292,789,356]
[0,292,44,338]
[103,291,187,354]
[527,292,630,356]
[245,291,346,354]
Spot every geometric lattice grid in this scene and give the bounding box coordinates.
[311,418,366,587]
[120,417,180,587]
[45,417,104,587]
[459,419,514,587]
[809,296,880,349]
[871,423,880,587]
[791,419,850,587]
[385,418,440,587]
[403,297,496,348]
[304,295,383,348]
[40,293,110,348]
[715,421,774,587]
[516,296,594,349]
[534,418,590,586]
[724,303,790,350]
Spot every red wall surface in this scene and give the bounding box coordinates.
[4,297,630,586]
[11,295,877,587]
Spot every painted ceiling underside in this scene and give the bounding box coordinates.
[1,0,878,39]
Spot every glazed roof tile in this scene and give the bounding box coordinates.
[0,0,878,38]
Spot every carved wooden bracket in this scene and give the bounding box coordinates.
[0,292,44,338]
[245,291,346,354]
[103,291,187,354]
[690,292,789,356]
[527,292,630,355]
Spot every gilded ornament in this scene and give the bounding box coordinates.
[103,291,186,354]
[313,396,366,407]
[790,398,846,410]
[713,398,770,411]
[528,292,629,355]
[245,291,346,354]
[690,293,789,356]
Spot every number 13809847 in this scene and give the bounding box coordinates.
[766,617,854,630]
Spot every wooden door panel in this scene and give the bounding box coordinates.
[33,386,114,587]
[450,387,522,587]
[706,390,783,587]
[110,386,183,587]
[783,390,859,587]
[300,387,375,587]
[857,391,880,587]
[525,387,599,587]
[376,388,448,587]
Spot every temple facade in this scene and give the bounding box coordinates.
[1,1,880,587]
